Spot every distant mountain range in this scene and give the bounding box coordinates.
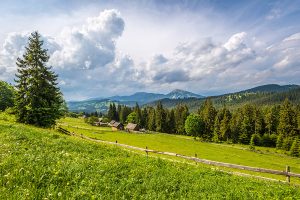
[67,84,300,113]
[108,89,204,104]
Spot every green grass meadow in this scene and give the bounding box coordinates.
[1,114,300,199]
[58,117,300,183]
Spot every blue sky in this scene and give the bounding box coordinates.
[0,0,300,100]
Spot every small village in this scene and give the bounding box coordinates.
[93,118,142,133]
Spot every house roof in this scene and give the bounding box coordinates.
[112,122,123,128]
[126,123,138,130]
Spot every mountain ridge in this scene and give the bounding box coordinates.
[67,84,300,113]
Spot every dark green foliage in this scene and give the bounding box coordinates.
[278,98,297,137]
[198,98,217,140]
[264,106,279,135]
[249,134,256,151]
[250,134,260,146]
[119,105,132,123]
[165,109,176,134]
[14,31,62,127]
[147,107,156,131]
[140,108,148,128]
[290,138,300,157]
[282,137,293,151]
[260,134,277,147]
[276,134,284,149]
[107,103,118,121]
[174,104,189,134]
[134,103,142,126]
[0,81,15,111]
[184,114,204,138]
[155,102,167,132]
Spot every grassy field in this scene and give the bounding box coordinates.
[58,117,300,183]
[0,116,300,199]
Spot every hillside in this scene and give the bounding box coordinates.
[147,85,300,111]
[1,116,300,199]
[67,84,299,113]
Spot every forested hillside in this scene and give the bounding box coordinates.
[148,87,300,112]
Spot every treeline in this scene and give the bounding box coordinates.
[106,98,300,156]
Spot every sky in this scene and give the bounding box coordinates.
[0,0,300,100]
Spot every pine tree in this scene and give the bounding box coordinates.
[140,108,148,128]
[254,108,265,136]
[199,98,217,140]
[213,110,223,142]
[166,109,176,133]
[14,31,62,127]
[174,104,189,134]
[265,106,279,135]
[155,101,166,132]
[134,103,142,126]
[220,109,231,141]
[278,98,297,137]
[147,107,156,131]
[276,134,284,149]
[290,138,300,157]
[240,104,255,144]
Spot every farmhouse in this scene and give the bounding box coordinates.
[111,121,124,131]
[125,123,139,132]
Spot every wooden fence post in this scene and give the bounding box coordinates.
[195,153,197,165]
[286,165,290,183]
[146,146,148,158]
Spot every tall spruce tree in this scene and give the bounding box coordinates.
[14,31,62,127]
[199,98,217,140]
[278,98,296,137]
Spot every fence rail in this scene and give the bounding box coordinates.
[57,126,300,183]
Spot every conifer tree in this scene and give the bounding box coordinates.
[147,107,156,131]
[278,99,296,137]
[174,104,189,134]
[290,138,300,157]
[265,106,279,135]
[276,134,284,149]
[141,107,148,128]
[134,103,142,126]
[199,98,217,140]
[14,31,62,127]
[155,101,166,132]
[220,109,231,141]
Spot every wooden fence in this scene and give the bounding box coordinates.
[57,126,300,183]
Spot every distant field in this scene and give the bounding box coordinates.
[58,117,300,183]
[1,116,300,199]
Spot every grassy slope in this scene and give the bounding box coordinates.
[58,117,300,183]
[0,116,300,199]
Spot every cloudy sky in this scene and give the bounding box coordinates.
[0,0,300,100]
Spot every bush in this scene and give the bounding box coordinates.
[260,134,277,147]
[250,134,260,146]
[282,137,293,151]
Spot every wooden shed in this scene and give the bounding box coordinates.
[111,122,124,131]
[125,123,139,132]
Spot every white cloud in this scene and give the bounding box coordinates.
[50,9,125,70]
[0,8,300,99]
